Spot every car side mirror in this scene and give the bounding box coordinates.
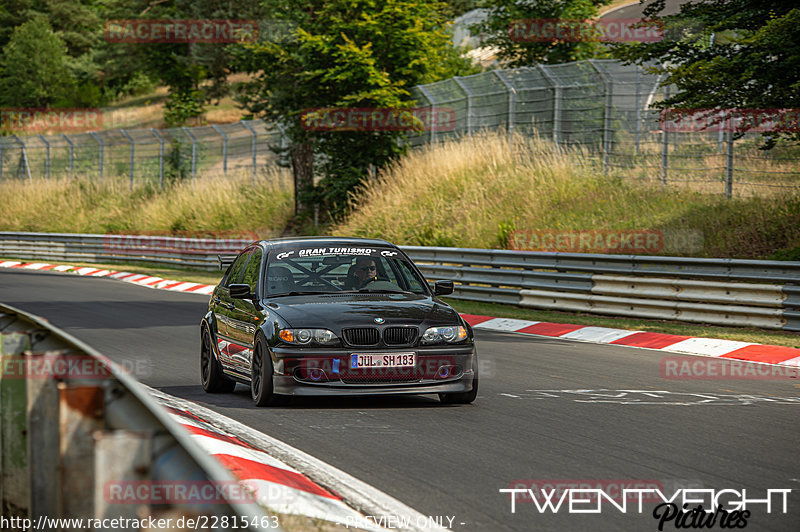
[229,284,254,299]
[433,280,454,296]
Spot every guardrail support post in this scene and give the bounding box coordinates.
[120,129,134,190]
[26,351,61,520]
[1,333,32,516]
[58,382,104,518]
[150,128,165,189]
[37,134,50,179]
[89,132,103,181]
[182,127,197,182]
[212,124,228,175]
[241,120,258,184]
[62,134,74,177]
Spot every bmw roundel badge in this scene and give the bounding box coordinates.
[374,317,385,324]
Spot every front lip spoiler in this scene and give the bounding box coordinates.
[272,372,475,397]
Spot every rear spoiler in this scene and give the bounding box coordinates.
[217,254,238,272]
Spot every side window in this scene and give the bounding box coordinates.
[224,249,253,288]
[241,248,263,293]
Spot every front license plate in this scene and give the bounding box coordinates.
[350,353,416,369]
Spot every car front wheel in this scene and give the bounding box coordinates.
[251,335,279,406]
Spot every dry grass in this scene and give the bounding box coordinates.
[334,131,800,258]
[0,168,294,237]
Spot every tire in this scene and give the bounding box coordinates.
[251,335,280,406]
[201,326,236,393]
[439,351,478,405]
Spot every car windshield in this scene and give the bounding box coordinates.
[264,246,429,297]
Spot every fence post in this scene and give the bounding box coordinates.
[452,77,473,134]
[212,124,228,175]
[37,135,50,179]
[150,128,165,189]
[62,134,74,177]
[588,60,613,173]
[120,129,134,190]
[634,68,641,154]
[724,116,734,199]
[492,70,515,134]
[11,135,31,182]
[537,65,560,147]
[240,121,258,184]
[660,85,670,185]
[0,139,3,180]
[182,127,197,182]
[89,132,103,181]
[416,85,437,144]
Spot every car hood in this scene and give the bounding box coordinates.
[266,293,459,329]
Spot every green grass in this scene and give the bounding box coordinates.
[0,169,293,236]
[335,132,800,259]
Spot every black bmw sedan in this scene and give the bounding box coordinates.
[200,237,478,406]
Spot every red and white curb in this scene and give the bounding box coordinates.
[0,260,215,295]
[461,314,800,367]
[150,389,446,532]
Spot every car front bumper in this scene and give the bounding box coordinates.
[270,344,475,396]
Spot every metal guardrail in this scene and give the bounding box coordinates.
[1,233,798,331]
[0,302,271,529]
[404,246,800,331]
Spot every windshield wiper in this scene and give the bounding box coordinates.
[357,288,416,294]
[269,290,332,297]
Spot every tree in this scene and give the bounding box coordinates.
[234,0,475,221]
[472,0,611,67]
[613,0,800,143]
[0,17,76,107]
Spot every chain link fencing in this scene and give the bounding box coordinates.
[1,59,798,196]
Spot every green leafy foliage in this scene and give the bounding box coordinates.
[613,0,800,143]
[472,0,611,67]
[0,17,76,107]
[234,0,476,220]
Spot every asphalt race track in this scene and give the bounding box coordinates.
[2,269,799,531]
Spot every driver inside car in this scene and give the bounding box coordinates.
[353,256,378,289]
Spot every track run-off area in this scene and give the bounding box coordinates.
[1,268,798,532]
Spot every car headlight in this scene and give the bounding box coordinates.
[279,328,340,346]
[421,326,468,345]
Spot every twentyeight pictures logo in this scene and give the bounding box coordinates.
[104,20,258,43]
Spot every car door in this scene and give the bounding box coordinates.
[215,248,253,368]
[227,247,263,372]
